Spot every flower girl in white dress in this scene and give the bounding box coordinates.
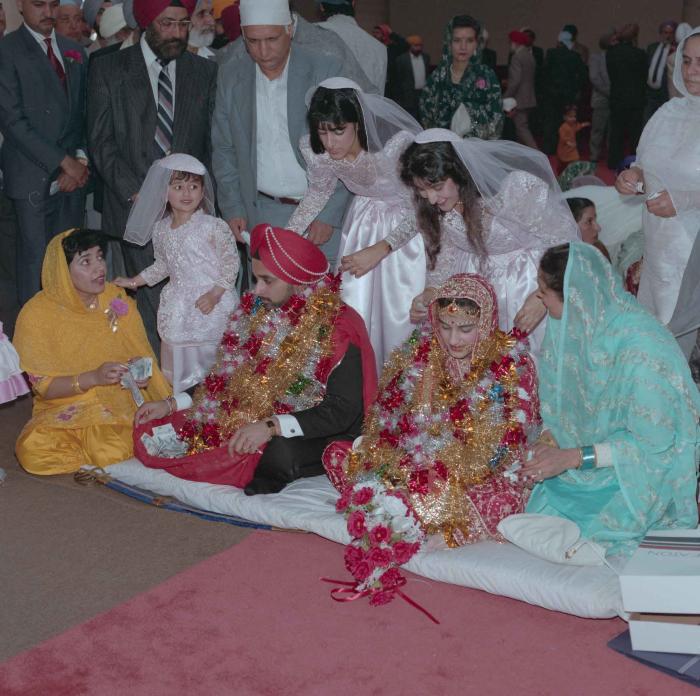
[115,154,240,392]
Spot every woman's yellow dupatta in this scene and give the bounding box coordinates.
[14,230,170,430]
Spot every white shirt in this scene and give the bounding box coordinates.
[255,57,308,199]
[140,33,176,110]
[318,15,387,94]
[410,52,426,90]
[194,46,216,60]
[174,393,304,438]
[24,24,65,70]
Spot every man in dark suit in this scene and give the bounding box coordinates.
[606,23,647,169]
[394,34,429,120]
[644,20,677,123]
[88,0,217,349]
[0,0,89,305]
[480,28,497,70]
[541,37,587,154]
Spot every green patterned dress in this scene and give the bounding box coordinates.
[419,18,503,139]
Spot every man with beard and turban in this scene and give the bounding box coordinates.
[133,224,377,495]
[212,0,363,267]
[0,0,89,306]
[83,0,113,53]
[187,0,215,59]
[87,0,217,351]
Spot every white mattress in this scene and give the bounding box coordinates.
[102,459,625,619]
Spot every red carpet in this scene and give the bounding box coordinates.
[0,531,693,696]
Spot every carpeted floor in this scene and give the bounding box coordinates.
[0,530,694,696]
[0,396,251,662]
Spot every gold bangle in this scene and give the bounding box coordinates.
[166,396,175,416]
[72,374,85,394]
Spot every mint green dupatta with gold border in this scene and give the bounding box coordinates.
[527,242,700,555]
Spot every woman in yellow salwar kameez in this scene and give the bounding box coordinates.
[14,229,171,475]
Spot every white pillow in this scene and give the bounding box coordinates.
[497,513,606,566]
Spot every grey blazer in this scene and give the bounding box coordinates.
[0,26,87,199]
[505,47,537,110]
[212,43,351,228]
[87,44,217,237]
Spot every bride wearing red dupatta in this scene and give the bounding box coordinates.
[323,273,540,606]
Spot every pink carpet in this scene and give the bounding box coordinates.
[0,531,693,696]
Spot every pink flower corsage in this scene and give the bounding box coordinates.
[475,77,487,89]
[105,296,129,332]
[64,49,83,64]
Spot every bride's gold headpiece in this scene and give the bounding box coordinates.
[437,300,480,324]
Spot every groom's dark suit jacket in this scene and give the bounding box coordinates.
[87,44,217,238]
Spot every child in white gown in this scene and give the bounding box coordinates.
[0,322,29,404]
[115,154,240,393]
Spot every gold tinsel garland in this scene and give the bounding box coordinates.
[186,287,342,453]
[348,329,527,546]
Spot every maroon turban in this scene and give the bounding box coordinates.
[221,4,241,42]
[250,224,329,286]
[509,30,531,46]
[133,0,196,29]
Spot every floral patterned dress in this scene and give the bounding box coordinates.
[419,18,503,138]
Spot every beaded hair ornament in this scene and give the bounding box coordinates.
[437,300,481,325]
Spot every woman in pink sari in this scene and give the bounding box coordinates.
[323,274,540,604]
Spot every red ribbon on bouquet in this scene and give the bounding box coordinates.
[320,577,440,624]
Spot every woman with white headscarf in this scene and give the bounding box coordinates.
[615,27,700,325]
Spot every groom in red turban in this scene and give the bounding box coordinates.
[134,224,377,495]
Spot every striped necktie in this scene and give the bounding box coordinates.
[155,59,174,156]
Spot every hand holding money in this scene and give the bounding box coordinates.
[126,357,153,387]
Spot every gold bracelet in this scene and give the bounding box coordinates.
[72,374,85,394]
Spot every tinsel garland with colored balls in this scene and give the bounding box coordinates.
[180,274,343,453]
[345,324,535,546]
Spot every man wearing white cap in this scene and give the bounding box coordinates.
[212,0,353,261]
[217,2,373,93]
[55,0,83,43]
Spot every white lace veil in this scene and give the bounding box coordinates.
[414,128,580,250]
[305,77,421,152]
[124,153,216,246]
[672,26,700,102]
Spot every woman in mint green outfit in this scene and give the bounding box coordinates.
[521,242,700,555]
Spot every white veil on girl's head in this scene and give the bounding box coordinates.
[124,153,216,246]
[412,128,580,250]
[672,26,700,101]
[305,77,421,152]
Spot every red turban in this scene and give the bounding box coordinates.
[250,224,330,286]
[509,30,531,46]
[133,0,196,29]
[221,4,241,42]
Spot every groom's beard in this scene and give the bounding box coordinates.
[188,26,215,48]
